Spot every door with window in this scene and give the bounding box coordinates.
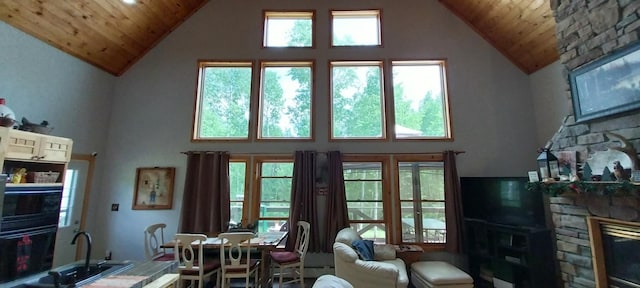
[396,157,446,245]
[52,155,93,267]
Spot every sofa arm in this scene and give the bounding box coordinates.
[335,259,401,288]
[355,259,400,278]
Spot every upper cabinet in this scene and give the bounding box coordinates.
[0,128,72,163]
[0,127,73,185]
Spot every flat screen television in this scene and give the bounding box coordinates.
[460,177,546,228]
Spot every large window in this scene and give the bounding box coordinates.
[343,157,389,242]
[259,61,313,139]
[391,60,451,139]
[253,157,293,233]
[193,61,253,140]
[263,11,314,47]
[395,156,446,245]
[331,10,381,46]
[331,61,385,139]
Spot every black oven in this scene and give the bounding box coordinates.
[0,225,58,282]
[0,182,63,284]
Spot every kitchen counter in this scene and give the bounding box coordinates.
[3,260,178,288]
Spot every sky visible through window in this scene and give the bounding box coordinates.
[393,65,443,110]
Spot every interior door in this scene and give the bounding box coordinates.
[52,155,95,267]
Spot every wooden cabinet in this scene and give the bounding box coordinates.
[0,127,73,184]
[464,219,556,288]
[1,128,72,163]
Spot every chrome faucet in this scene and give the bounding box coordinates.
[71,231,92,274]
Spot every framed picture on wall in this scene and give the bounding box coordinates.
[132,167,175,210]
[569,41,640,122]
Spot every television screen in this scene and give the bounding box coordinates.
[460,177,546,228]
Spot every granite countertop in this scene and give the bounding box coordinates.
[83,260,178,288]
[3,260,177,288]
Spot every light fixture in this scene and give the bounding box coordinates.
[537,148,559,180]
[122,0,136,4]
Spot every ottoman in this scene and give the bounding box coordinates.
[410,261,474,288]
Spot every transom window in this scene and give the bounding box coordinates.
[258,61,314,139]
[330,61,385,139]
[391,60,451,139]
[263,11,314,48]
[193,61,252,140]
[331,10,382,46]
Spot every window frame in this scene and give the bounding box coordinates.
[257,60,315,141]
[330,9,383,47]
[251,155,295,231]
[192,60,255,142]
[393,154,446,250]
[389,59,453,141]
[342,154,392,243]
[329,60,387,141]
[262,10,316,48]
[229,156,251,225]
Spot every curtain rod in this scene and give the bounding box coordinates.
[180,151,229,154]
[181,150,466,155]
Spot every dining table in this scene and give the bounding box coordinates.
[162,231,288,287]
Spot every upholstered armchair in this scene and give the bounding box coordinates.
[333,228,409,288]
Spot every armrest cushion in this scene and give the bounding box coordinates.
[374,244,397,260]
[334,242,358,263]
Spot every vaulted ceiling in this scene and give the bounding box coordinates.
[0,0,559,76]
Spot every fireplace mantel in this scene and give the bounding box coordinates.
[527,181,640,197]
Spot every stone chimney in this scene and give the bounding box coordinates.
[549,1,640,287]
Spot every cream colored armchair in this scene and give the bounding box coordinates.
[333,228,409,288]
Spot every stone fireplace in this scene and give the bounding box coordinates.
[548,0,640,287]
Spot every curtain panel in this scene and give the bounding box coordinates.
[324,151,349,252]
[179,151,230,236]
[443,150,464,253]
[287,151,319,251]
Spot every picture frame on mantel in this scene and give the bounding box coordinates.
[569,41,640,122]
[132,167,175,210]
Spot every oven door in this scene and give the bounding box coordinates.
[1,185,63,232]
[0,225,58,284]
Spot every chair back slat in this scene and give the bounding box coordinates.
[174,233,207,273]
[219,232,256,272]
[295,221,311,259]
[144,223,168,260]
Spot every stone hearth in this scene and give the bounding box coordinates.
[549,192,640,287]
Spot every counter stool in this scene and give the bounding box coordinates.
[410,261,473,288]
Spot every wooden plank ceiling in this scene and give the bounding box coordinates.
[0,0,558,76]
[439,0,559,74]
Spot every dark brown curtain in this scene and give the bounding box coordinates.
[443,150,464,253]
[286,151,319,251]
[179,151,230,236]
[324,151,349,252]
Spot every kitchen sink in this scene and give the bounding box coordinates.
[21,262,133,288]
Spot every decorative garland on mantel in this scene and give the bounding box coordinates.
[526,181,640,197]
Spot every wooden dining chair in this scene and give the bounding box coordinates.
[144,223,175,261]
[218,232,260,288]
[174,233,221,288]
[270,220,311,287]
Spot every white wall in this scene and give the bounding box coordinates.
[91,0,541,260]
[0,0,563,263]
[529,61,571,148]
[0,21,115,255]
